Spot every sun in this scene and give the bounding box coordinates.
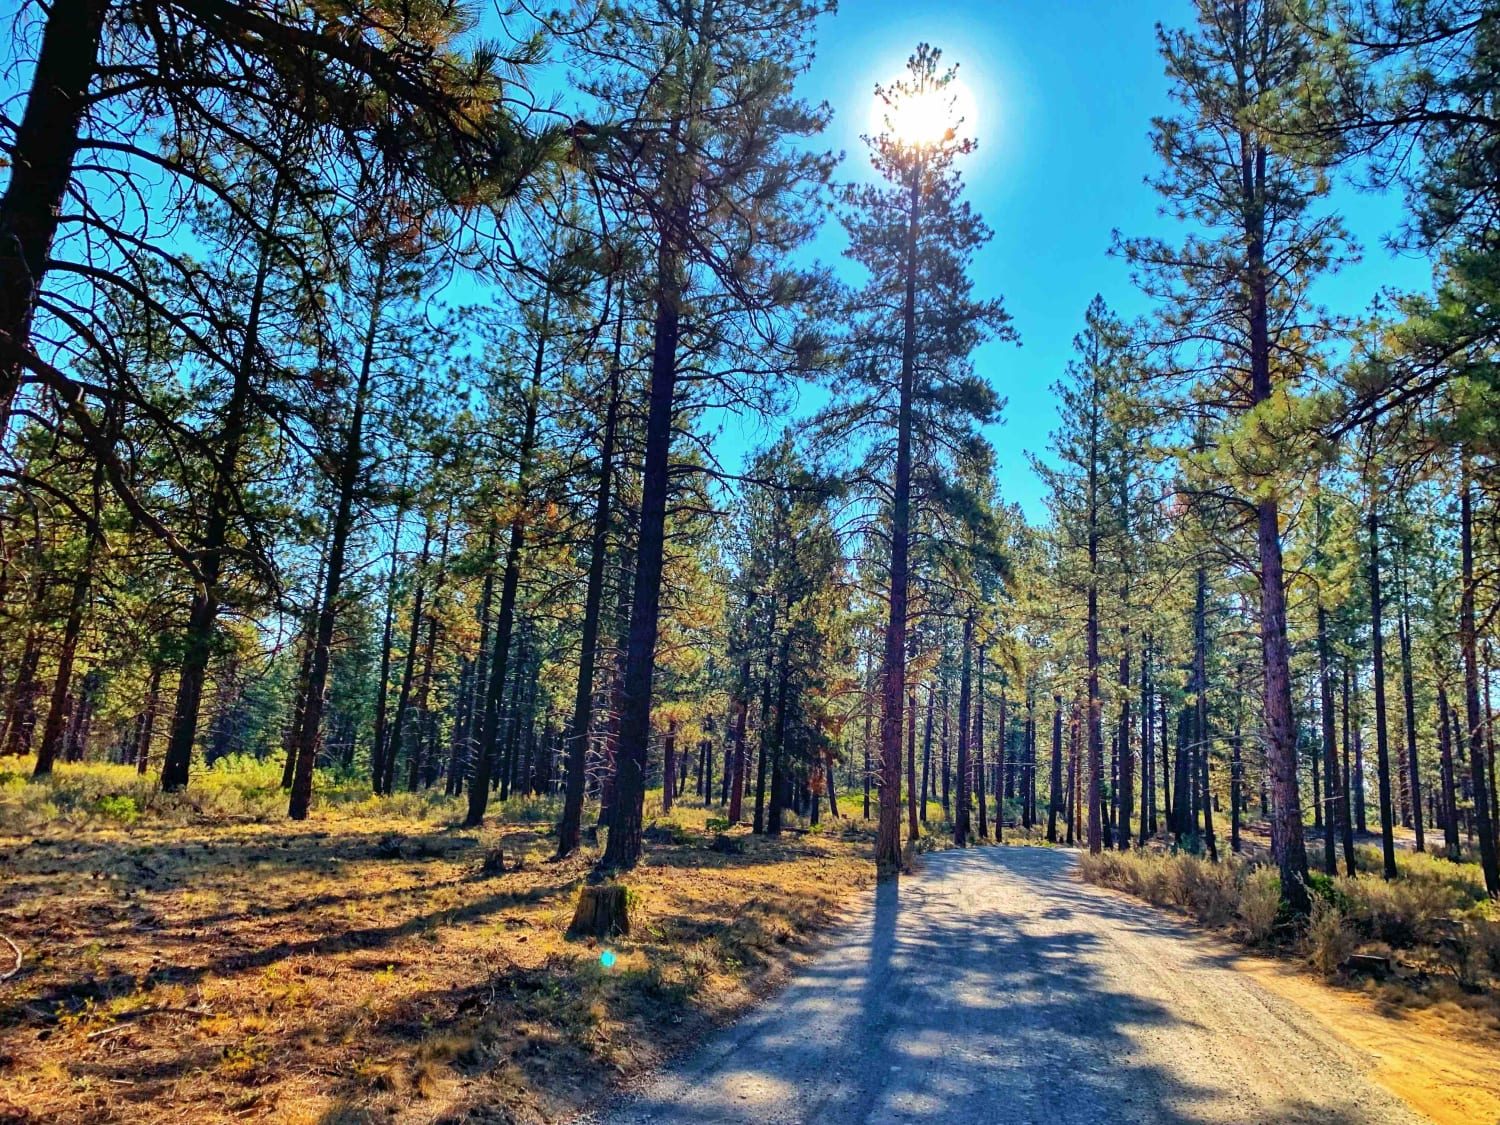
[873,74,978,147]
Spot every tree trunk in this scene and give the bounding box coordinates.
[1438,685,1462,861]
[1368,497,1399,880]
[406,519,448,792]
[1086,571,1103,854]
[955,613,973,847]
[663,720,678,815]
[1317,600,1342,875]
[288,253,387,817]
[558,307,622,855]
[0,0,108,435]
[728,647,750,826]
[161,176,283,793]
[600,235,683,872]
[1047,695,1063,842]
[920,683,934,824]
[873,162,924,876]
[32,511,100,776]
[906,681,920,842]
[369,493,409,794]
[1396,560,1424,852]
[1459,474,1499,895]
[1139,640,1154,842]
[386,523,431,797]
[754,619,773,834]
[467,305,547,827]
[975,643,988,840]
[1194,567,1217,862]
[1116,635,1132,849]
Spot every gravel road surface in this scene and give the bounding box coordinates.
[588,846,1431,1125]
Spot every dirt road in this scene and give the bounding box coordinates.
[587,846,1444,1125]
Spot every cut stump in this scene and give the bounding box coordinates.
[569,884,630,938]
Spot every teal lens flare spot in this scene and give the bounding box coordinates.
[600,950,617,968]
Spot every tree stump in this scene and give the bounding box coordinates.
[569,884,630,938]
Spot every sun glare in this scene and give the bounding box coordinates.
[874,75,977,147]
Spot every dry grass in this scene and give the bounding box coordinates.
[1078,840,1500,1042]
[0,760,876,1124]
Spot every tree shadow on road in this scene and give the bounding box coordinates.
[604,847,1414,1125]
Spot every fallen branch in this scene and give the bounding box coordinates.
[85,1006,210,1039]
[0,933,19,981]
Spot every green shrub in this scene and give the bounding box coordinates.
[94,794,140,825]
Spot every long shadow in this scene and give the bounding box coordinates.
[0,872,583,1026]
[596,846,1418,1125]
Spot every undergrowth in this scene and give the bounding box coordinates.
[1079,844,1500,1004]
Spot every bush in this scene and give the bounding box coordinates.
[1079,849,1243,927]
[1307,897,1355,977]
[1171,854,1239,926]
[1238,868,1282,943]
[94,794,140,825]
[1341,875,1460,948]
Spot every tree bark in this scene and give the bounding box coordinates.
[955,613,973,847]
[1368,497,1399,880]
[1396,558,1424,852]
[558,308,622,855]
[1459,474,1499,895]
[873,162,924,876]
[600,234,683,871]
[288,252,386,818]
[0,0,108,435]
[466,303,547,826]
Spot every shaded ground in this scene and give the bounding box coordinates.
[0,799,872,1124]
[589,847,1471,1125]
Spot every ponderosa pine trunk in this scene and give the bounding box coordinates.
[907,682,920,842]
[1047,694,1063,842]
[1396,559,1424,852]
[134,664,162,774]
[0,0,107,436]
[1193,567,1217,862]
[728,652,750,825]
[288,253,386,819]
[1368,497,1399,880]
[32,465,102,777]
[1437,685,1462,861]
[1459,474,1500,895]
[1317,602,1343,876]
[557,310,622,856]
[466,308,547,827]
[600,229,684,870]
[369,492,408,794]
[406,519,448,791]
[1116,634,1132,850]
[975,643,987,840]
[954,613,973,847]
[920,684,934,824]
[1086,560,1103,853]
[1139,641,1154,842]
[161,177,282,793]
[873,162,923,876]
[385,523,431,796]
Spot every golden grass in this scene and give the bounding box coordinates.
[0,763,878,1124]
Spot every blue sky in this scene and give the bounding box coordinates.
[757,0,1436,520]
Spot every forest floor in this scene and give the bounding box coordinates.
[0,761,877,1125]
[587,847,1500,1125]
